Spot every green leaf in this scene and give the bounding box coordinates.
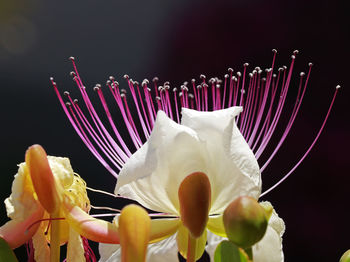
[0,237,18,262]
[214,240,249,262]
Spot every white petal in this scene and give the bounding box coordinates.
[98,234,179,262]
[116,110,208,214]
[146,234,179,262]
[205,231,225,262]
[253,203,285,262]
[181,107,261,213]
[99,242,121,262]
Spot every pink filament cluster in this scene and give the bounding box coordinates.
[51,50,339,195]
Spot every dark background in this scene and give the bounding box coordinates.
[0,0,349,261]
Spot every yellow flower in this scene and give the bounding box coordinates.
[0,145,120,262]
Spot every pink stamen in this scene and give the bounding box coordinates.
[52,50,339,196]
[261,85,340,197]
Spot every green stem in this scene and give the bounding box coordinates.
[187,234,197,262]
[50,211,60,262]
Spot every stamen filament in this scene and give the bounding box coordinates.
[261,85,340,197]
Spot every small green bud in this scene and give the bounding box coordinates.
[223,196,268,248]
[340,249,350,262]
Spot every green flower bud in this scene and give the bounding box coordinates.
[340,249,350,262]
[223,196,268,248]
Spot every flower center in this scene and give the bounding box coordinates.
[178,172,211,238]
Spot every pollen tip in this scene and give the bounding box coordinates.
[73,99,78,104]
[237,72,242,77]
[70,71,76,77]
[65,102,71,106]
[109,76,115,81]
[228,67,234,73]
[293,50,299,55]
[123,74,129,79]
[152,77,159,82]
[224,74,229,78]
[244,62,249,67]
[336,85,341,89]
[93,86,100,91]
[291,55,296,59]
[191,78,196,83]
[308,62,313,67]
[200,74,206,79]
[300,72,305,77]
[272,48,277,53]
[63,91,70,96]
[69,56,75,61]
[49,77,54,81]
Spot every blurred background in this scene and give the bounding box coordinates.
[0,0,348,261]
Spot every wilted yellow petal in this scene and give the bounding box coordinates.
[25,145,61,214]
[32,223,50,262]
[119,204,151,262]
[62,196,120,244]
[66,227,85,262]
[178,172,211,238]
[176,224,207,261]
[0,205,44,249]
[149,218,181,244]
[207,215,227,237]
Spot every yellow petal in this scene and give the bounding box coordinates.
[66,227,85,262]
[149,218,181,244]
[0,205,44,249]
[32,223,50,262]
[119,204,151,262]
[176,224,207,261]
[178,172,211,238]
[25,145,61,214]
[62,196,120,244]
[207,215,227,237]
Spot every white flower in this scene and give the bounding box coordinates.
[100,107,285,262]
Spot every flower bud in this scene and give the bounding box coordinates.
[223,196,268,248]
[340,249,350,262]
